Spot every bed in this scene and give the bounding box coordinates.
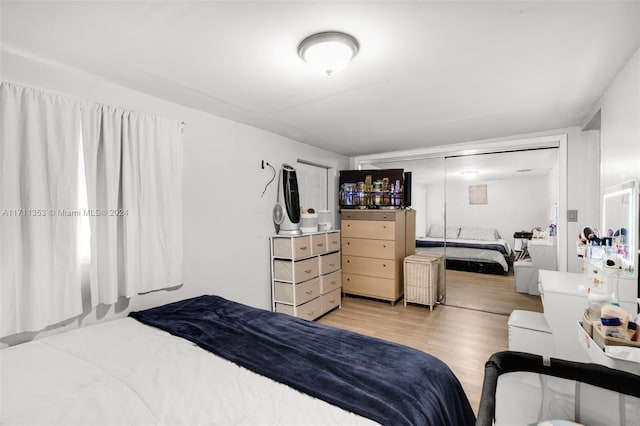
[1,295,475,426]
[416,225,513,275]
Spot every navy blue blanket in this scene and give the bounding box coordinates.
[130,295,475,426]
[417,239,510,257]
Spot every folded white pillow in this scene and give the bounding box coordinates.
[458,226,500,241]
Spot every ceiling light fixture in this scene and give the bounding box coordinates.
[297,31,359,76]
[461,170,479,180]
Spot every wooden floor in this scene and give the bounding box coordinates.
[445,269,543,314]
[318,270,543,414]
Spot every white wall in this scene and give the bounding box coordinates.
[411,181,429,236]
[599,48,639,189]
[1,51,349,345]
[418,175,552,248]
[446,176,552,247]
[424,183,445,233]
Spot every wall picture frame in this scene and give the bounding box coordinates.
[469,184,487,205]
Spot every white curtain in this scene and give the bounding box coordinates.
[82,105,183,306]
[0,82,83,337]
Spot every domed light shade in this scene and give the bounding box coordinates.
[297,31,359,76]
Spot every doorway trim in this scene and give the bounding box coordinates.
[352,134,569,272]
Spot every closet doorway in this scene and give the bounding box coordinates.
[358,136,565,315]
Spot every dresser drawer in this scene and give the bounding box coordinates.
[340,210,397,221]
[320,270,341,294]
[342,272,402,301]
[298,297,323,321]
[273,257,319,283]
[311,234,328,255]
[319,252,341,275]
[272,235,312,260]
[321,288,342,314]
[342,255,397,280]
[341,237,396,259]
[342,220,396,240]
[275,297,322,321]
[326,231,341,252]
[273,277,320,305]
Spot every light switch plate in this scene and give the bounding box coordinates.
[567,209,578,222]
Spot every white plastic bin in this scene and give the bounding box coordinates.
[514,261,537,295]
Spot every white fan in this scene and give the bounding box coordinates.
[273,203,285,226]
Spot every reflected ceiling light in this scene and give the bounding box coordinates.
[461,170,479,180]
[297,31,359,76]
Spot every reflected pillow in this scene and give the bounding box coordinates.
[427,225,460,239]
[458,226,499,241]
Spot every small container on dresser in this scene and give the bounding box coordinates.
[270,231,342,321]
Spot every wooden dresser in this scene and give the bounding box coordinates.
[270,231,342,320]
[341,209,415,304]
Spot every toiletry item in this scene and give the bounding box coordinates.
[600,317,629,340]
[627,321,638,341]
[600,304,630,328]
[587,291,611,321]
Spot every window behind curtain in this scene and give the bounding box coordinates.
[295,161,328,212]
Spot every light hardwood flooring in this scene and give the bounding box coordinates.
[445,269,543,314]
[318,271,543,414]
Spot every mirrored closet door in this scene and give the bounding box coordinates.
[360,146,559,315]
[442,150,558,314]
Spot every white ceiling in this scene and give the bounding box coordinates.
[1,1,639,156]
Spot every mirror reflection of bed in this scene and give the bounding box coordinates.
[366,149,559,315]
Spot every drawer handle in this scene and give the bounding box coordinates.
[329,263,335,267]
[347,224,351,227]
[346,278,350,281]
[383,264,386,267]
[305,290,313,295]
[383,215,387,218]
[383,225,387,229]
[330,280,337,285]
[331,240,338,244]
[304,269,312,274]
[329,299,336,304]
[347,260,350,263]
[300,246,308,251]
[316,243,324,247]
[347,242,351,245]
[383,244,387,248]
[307,310,315,316]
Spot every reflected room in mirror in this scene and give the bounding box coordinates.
[602,180,638,276]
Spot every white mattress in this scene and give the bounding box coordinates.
[1,318,377,425]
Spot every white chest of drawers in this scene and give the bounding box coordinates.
[270,231,342,320]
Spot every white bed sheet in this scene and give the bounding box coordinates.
[1,318,377,426]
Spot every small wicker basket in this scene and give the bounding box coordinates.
[403,254,443,310]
